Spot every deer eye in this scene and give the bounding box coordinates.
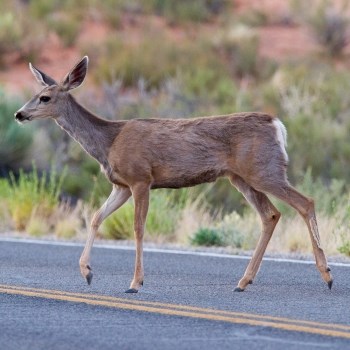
[40,96,51,103]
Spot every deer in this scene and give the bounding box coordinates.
[14,56,333,293]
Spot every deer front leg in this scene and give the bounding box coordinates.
[80,186,131,284]
[125,182,150,293]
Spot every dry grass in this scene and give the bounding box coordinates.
[53,201,83,239]
[173,198,214,245]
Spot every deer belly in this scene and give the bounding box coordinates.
[151,169,225,189]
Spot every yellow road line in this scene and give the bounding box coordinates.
[1,283,349,332]
[0,284,349,339]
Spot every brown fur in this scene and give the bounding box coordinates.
[107,113,286,190]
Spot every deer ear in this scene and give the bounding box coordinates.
[61,56,88,91]
[29,63,57,87]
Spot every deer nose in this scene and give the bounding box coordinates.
[14,111,27,121]
[14,111,22,120]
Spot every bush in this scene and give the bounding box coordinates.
[267,63,350,182]
[101,199,134,240]
[0,91,33,172]
[308,1,349,56]
[292,0,350,56]
[190,209,259,249]
[48,15,80,47]
[0,4,45,63]
[5,165,66,231]
[96,34,181,88]
[190,227,224,246]
[95,31,232,90]
[102,189,189,240]
[338,237,350,256]
[146,0,228,24]
[216,26,259,77]
[0,12,21,57]
[180,65,238,112]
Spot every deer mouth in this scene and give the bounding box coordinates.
[16,116,32,124]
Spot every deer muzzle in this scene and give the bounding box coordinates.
[14,111,32,123]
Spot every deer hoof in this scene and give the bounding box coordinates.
[80,264,93,285]
[234,287,245,292]
[125,288,138,294]
[321,269,333,290]
[86,271,93,285]
[328,279,333,290]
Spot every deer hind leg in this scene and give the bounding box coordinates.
[79,186,131,285]
[230,175,281,292]
[261,183,333,290]
[125,182,150,294]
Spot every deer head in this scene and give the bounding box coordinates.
[14,56,89,123]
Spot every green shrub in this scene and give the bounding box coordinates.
[0,5,45,63]
[5,165,66,230]
[96,35,181,88]
[267,63,350,182]
[219,25,260,77]
[190,227,224,246]
[0,12,21,56]
[29,0,58,19]
[101,200,134,240]
[95,32,230,90]
[146,190,183,237]
[0,91,33,170]
[146,0,228,24]
[238,9,269,27]
[48,16,80,47]
[338,242,350,256]
[101,189,189,240]
[180,65,237,111]
[308,1,349,56]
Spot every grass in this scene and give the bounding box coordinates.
[0,165,66,231]
[54,201,83,239]
[101,188,191,241]
[0,163,350,258]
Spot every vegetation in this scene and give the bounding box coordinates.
[0,165,66,231]
[292,0,350,56]
[0,0,350,258]
[191,228,224,247]
[0,91,33,173]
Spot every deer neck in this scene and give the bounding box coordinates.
[55,95,121,167]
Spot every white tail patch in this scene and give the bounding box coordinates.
[273,119,288,162]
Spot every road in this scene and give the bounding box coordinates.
[0,238,350,350]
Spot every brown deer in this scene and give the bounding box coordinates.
[15,56,333,293]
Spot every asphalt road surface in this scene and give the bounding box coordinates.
[1,238,350,350]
